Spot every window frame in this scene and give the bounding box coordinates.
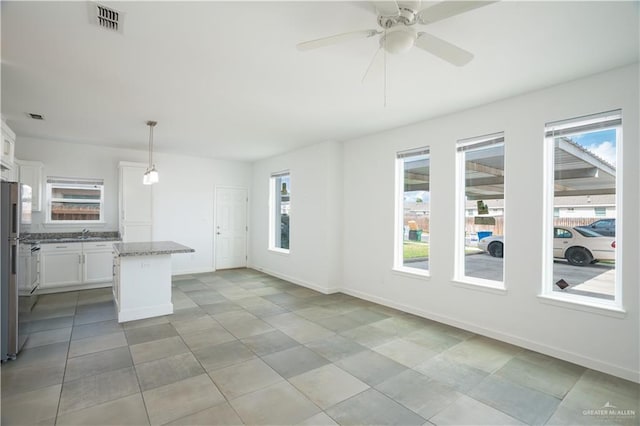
[393,147,431,277]
[454,132,506,290]
[542,110,622,310]
[45,177,105,224]
[268,171,290,254]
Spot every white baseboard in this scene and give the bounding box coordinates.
[37,281,111,294]
[342,287,640,384]
[117,303,174,323]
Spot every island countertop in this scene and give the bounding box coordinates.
[113,241,195,257]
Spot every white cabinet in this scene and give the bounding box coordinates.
[1,121,16,176]
[84,242,115,283]
[40,241,116,291]
[119,162,152,242]
[16,160,44,211]
[40,243,84,288]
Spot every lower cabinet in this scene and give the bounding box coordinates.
[40,242,116,291]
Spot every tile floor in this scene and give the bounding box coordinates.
[1,268,638,425]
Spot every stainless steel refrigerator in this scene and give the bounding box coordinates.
[1,181,33,361]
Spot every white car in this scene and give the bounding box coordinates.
[478,226,616,266]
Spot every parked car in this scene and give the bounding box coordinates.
[478,226,615,266]
[575,218,615,237]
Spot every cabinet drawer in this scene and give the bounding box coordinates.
[40,242,83,252]
[83,241,117,250]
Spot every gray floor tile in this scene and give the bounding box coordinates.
[313,314,366,332]
[24,326,72,349]
[130,335,190,364]
[68,331,128,358]
[262,345,330,378]
[208,357,283,399]
[55,393,149,425]
[468,375,561,425]
[193,340,256,372]
[200,301,243,315]
[59,366,140,415]
[180,324,237,351]
[402,327,464,352]
[29,315,75,333]
[376,369,463,419]
[0,384,62,425]
[229,381,321,425]
[414,354,489,392]
[2,341,68,368]
[182,289,227,305]
[165,402,243,426]
[240,329,300,356]
[172,315,220,335]
[143,374,225,425]
[325,388,425,425]
[441,335,522,373]
[298,412,340,426]
[123,316,169,330]
[429,394,525,425]
[222,318,275,339]
[340,324,398,348]
[305,334,368,362]
[336,350,407,386]
[124,323,178,345]
[64,346,133,382]
[135,352,204,391]
[495,356,583,399]
[289,364,369,409]
[1,357,66,394]
[72,319,123,341]
[372,338,438,367]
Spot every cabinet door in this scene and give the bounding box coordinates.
[40,249,83,288]
[83,245,114,284]
[17,161,43,211]
[121,166,152,223]
[1,125,16,171]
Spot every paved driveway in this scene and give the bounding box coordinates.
[405,254,615,300]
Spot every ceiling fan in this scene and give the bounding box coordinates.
[297,1,497,67]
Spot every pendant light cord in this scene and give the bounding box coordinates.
[147,121,157,169]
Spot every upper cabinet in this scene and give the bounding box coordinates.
[16,160,44,211]
[119,161,152,242]
[1,121,16,174]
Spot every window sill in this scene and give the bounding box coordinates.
[537,294,626,318]
[392,267,430,279]
[268,248,290,256]
[452,278,507,295]
[43,221,107,227]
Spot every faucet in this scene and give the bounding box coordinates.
[81,228,90,239]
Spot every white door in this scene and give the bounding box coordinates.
[215,187,248,270]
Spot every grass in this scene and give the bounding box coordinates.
[403,241,429,259]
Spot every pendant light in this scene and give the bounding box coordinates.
[143,120,159,185]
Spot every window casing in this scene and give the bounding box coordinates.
[543,110,621,307]
[394,148,430,275]
[269,171,290,252]
[455,133,505,289]
[46,177,105,223]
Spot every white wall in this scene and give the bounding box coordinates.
[15,138,251,275]
[249,140,343,292]
[248,64,639,382]
[341,64,639,382]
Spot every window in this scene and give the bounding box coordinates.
[544,110,620,306]
[269,171,290,252]
[46,177,104,223]
[455,133,505,287]
[395,148,430,274]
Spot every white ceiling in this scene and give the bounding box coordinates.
[1,1,638,162]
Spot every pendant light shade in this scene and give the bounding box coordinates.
[143,120,159,185]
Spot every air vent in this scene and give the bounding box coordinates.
[27,113,45,120]
[95,3,122,33]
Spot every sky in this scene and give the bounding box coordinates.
[572,129,617,166]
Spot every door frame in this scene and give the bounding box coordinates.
[214,185,249,271]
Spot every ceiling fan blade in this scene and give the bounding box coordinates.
[415,32,473,66]
[373,1,400,16]
[296,29,380,51]
[418,1,498,24]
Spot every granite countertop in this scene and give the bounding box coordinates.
[113,241,195,257]
[23,232,121,244]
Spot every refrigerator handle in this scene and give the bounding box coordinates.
[11,243,17,275]
[12,202,18,234]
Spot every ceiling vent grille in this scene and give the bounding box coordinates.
[95,4,123,33]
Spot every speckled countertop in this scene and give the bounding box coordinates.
[113,241,195,257]
[23,232,121,244]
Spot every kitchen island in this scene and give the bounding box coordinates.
[112,241,194,323]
